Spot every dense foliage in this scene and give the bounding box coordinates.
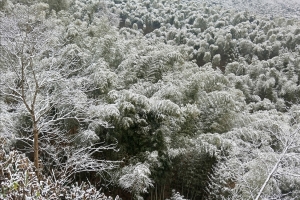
[1,0,300,199]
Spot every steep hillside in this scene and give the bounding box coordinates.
[1,0,300,199]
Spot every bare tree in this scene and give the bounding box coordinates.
[0,3,117,181]
[254,124,300,200]
[209,111,300,200]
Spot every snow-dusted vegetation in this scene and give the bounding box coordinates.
[1,0,300,199]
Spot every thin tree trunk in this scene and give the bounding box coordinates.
[162,184,165,200]
[159,185,161,200]
[254,146,288,200]
[33,123,39,180]
[187,188,189,199]
[156,184,158,200]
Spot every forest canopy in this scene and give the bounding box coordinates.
[1,0,300,199]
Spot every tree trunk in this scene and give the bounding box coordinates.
[254,146,289,200]
[33,123,39,180]
[162,184,165,200]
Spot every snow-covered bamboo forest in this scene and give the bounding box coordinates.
[1,0,300,199]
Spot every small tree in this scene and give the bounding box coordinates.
[0,3,55,178]
[0,3,117,181]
